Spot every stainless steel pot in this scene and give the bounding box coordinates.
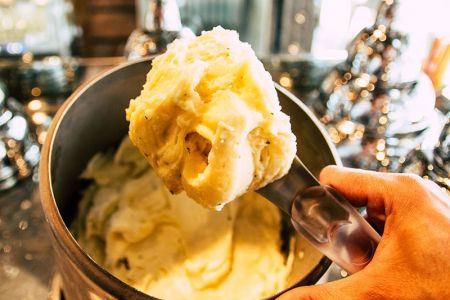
[40,57,340,300]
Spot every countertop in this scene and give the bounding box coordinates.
[0,178,59,299]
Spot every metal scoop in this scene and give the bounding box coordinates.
[257,157,381,274]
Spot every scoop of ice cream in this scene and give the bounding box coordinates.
[126,26,296,208]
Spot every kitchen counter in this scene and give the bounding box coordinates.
[0,178,60,299]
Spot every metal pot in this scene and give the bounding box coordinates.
[40,57,340,300]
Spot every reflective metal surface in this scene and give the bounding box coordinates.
[259,157,318,216]
[0,83,40,191]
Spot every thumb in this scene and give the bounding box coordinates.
[277,272,370,300]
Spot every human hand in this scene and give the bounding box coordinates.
[278,166,450,300]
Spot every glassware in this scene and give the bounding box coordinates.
[124,0,193,60]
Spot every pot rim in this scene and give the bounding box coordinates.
[39,57,339,299]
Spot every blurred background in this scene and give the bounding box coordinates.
[0,0,449,298]
[1,0,448,190]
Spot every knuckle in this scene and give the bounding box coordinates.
[319,165,338,180]
[322,165,338,172]
[395,173,423,187]
[392,173,431,209]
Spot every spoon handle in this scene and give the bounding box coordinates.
[290,185,381,274]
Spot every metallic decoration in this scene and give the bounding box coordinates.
[0,54,84,146]
[262,57,337,98]
[0,82,40,190]
[398,114,450,194]
[315,0,437,171]
[0,54,83,190]
[434,116,450,177]
[0,55,82,104]
[432,116,450,191]
[0,0,80,188]
[125,0,193,60]
[316,0,404,133]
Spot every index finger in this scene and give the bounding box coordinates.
[319,166,401,217]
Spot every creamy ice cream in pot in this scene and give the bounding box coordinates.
[40,31,340,299]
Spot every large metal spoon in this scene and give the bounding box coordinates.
[257,157,381,274]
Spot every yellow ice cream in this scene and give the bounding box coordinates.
[72,137,294,300]
[126,26,296,208]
